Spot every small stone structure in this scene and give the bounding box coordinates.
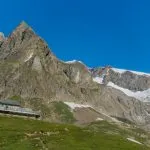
[0,99,40,118]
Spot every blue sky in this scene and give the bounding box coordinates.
[1,0,150,72]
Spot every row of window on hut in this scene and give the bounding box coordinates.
[0,99,40,118]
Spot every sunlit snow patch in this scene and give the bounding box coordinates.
[64,102,91,110]
[65,60,77,64]
[127,138,142,145]
[64,102,121,122]
[0,32,4,38]
[65,60,84,64]
[96,117,104,121]
[93,77,104,84]
[107,82,150,102]
[112,68,150,76]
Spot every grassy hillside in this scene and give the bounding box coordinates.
[0,116,149,150]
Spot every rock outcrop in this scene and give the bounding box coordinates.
[0,22,150,129]
[91,67,150,91]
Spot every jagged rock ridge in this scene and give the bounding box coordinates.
[0,22,150,130]
[91,66,150,102]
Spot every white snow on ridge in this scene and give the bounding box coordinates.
[112,68,150,76]
[64,60,91,73]
[127,138,142,145]
[65,60,84,65]
[65,60,78,64]
[107,82,150,102]
[112,68,126,74]
[64,102,91,110]
[0,32,5,41]
[93,77,104,84]
[0,32,4,38]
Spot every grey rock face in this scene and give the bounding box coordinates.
[91,67,150,92]
[107,69,150,91]
[0,22,150,128]
[62,61,92,84]
[0,32,5,46]
[0,32,5,41]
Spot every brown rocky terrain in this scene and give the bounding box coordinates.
[0,21,150,130]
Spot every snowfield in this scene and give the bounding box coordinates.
[112,68,150,76]
[93,77,104,84]
[64,102,121,122]
[96,117,104,121]
[64,102,91,110]
[65,60,84,65]
[127,138,142,145]
[65,60,78,64]
[107,82,150,102]
[92,67,150,102]
[0,32,5,39]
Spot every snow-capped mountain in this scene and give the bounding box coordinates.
[1,21,150,131]
[91,66,150,102]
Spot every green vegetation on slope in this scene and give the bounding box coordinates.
[53,101,76,123]
[0,116,149,150]
[88,121,150,145]
[9,95,22,101]
[21,99,75,122]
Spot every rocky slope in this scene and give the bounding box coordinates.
[91,66,150,102]
[0,22,150,130]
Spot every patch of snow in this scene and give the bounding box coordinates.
[25,52,33,62]
[96,117,104,121]
[64,60,91,74]
[64,102,121,123]
[112,68,150,76]
[64,102,91,110]
[93,77,104,84]
[65,60,78,64]
[65,60,87,66]
[88,67,92,70]
[112,68,126,74]
[0,32,4,38]
[0,32,5,41]
[107,82,150,102]
[65,60,84,64]
[127,138,142,145]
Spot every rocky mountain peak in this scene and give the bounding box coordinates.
[20,21,30,28]
[13,21,33,33]
[0,21,54,63]
[9,21,35,40]
[0,22,150,131]
[0,32,5,41]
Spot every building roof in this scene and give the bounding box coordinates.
[0,100,21,106]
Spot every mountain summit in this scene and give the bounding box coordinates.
[0,32,5,41]
[91,66,150,102]
[0,22,150,131]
